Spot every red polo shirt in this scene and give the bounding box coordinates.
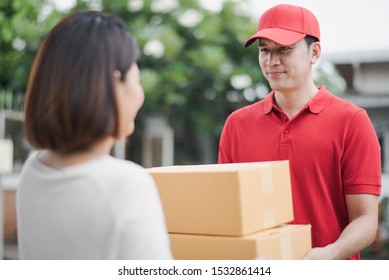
[218,86,381,259]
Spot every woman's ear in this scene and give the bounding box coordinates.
[113,70,123,93]
[113,70,124,96]
[310,42,321,65]
[113,70,121,82]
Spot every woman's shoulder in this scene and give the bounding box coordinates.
[103,156,148,176]
[97,156,156,189]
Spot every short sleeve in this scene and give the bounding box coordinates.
[342,110,381,195]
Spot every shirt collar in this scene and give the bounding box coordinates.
[306,86,334,114]
[263,86,334,115]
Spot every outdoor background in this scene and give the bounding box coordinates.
[1,0,388,259]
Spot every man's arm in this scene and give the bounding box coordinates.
[304,193,379,259]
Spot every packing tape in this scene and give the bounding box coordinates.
[262,210,275,228]
[259,165,273,194]
[280,234,292,259]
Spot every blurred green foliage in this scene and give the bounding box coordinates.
[0,0,62,91]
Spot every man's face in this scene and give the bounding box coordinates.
[258,38,318,93]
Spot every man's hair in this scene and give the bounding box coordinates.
[24,11,139,153]
[304,35,319,47]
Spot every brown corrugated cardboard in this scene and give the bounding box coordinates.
[147,161,293,236]
[170,224,311,260]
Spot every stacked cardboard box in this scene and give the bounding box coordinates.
[147,161,311,260]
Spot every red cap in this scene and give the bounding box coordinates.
[244,4,320,47]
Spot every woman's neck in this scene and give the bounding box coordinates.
[38,137,116,169]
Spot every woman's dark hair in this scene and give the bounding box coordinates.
[24,11,139,153]
[304,35,319,47]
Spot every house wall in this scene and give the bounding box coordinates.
[356,63,389,95]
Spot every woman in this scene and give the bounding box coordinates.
[16,11,172,260]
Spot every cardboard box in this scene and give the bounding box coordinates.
[170,224,311,260]
[147,161,293,236]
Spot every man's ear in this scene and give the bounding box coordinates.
[311,42,321,65]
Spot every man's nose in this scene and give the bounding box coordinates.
[266,50,280,66]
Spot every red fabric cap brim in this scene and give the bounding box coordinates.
[244,28,306,48]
